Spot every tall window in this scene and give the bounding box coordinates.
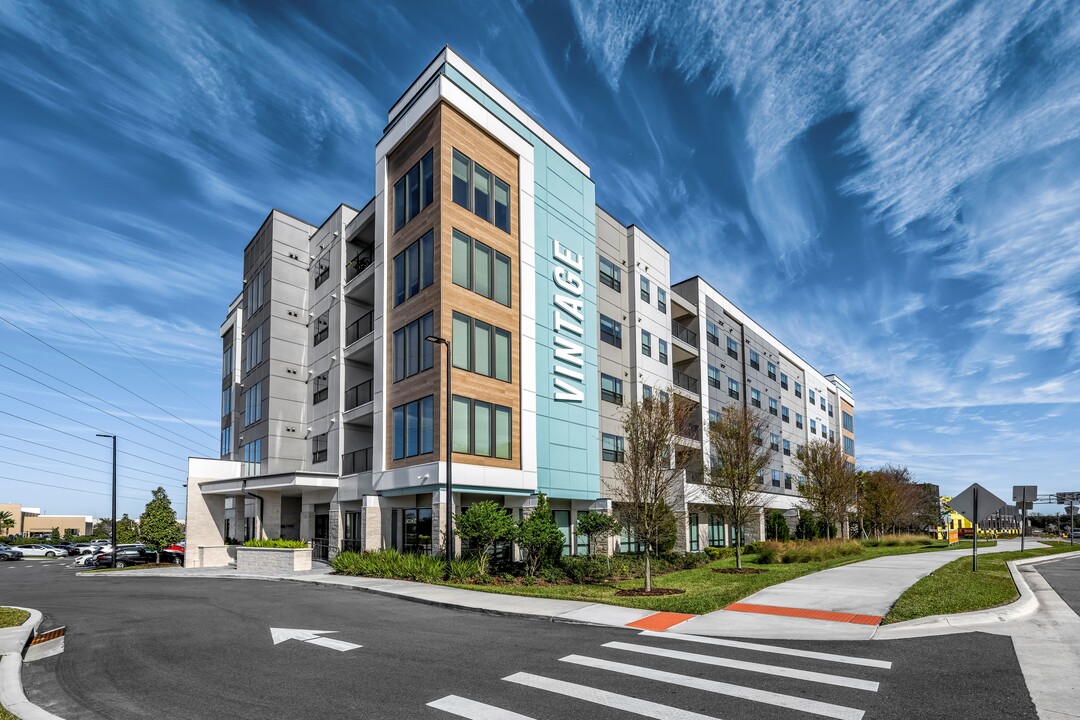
[641,330,652,357]
[657,288,667,313]
[780,373,789,390]
[843,411,854,432]
[769,397,778,416]
[222,344,234,377]
[602,433,625,462]
[727,336,739,360]
[795,412,803,429]
[313,372,329,404]
[599,256,621,291]
[402,508,433,554]
[244,381,263,426]
[452,229,511,306]
[782,405,790,423]
[393,312,434,382]
[772,469,782,487]
[783,439,791,456]
[749,349,760,371]
[728,378,740,400]
[599,314,622,347]
[843,436,856,455]
[242,438,263,476]
[809,389,816,404]
[393,395,435,460]
[708,516,725,547]
[706,321,720,345]
[393,149,434,231]
[313,254,330,289]
[246,270,264,317]
[244,323,264,372]
[452,396,512,459]
[750,388,761,408]
[707,365,722,390]
[689,514,699,552]
[452,312,511,382]
[220,427,231,457]
[767,362,777,380]
[313,311,329,346]
[640,276,650,303]
[795,381,802,398]
[312,433,328,463]
[770,433,780,451]
[451,149,511,233]
[394,229,434,306]
[222,387,232,416]
[658,339,668,365]
[600,374,623,404]
[810,419,817,434]
[828,402,834,417]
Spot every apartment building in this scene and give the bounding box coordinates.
[185,47,853,566]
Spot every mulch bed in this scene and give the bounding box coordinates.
[614,587,685,597]
[713,568,766,574]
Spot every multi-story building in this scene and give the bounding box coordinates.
[0,503,93,538]
[185,47,853,566]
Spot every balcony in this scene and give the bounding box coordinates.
[346,311,374,346]
[345,247,374,283]
[342,448,372,475]
[673,368,699,395]
[345,380,373,411]
[672,320,697,346]
[677,422,701,442]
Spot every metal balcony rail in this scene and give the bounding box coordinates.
[345,248,374,283]
[346,311,374,346]
[673,368,699,394]
[678,422,701,441]
[345,380,373,411]
[342,447,373,475]
[672,320,698,345]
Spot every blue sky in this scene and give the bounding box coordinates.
[1,0,1078,522]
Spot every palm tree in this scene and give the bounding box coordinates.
[0,511,15,537]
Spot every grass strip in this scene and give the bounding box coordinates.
[0,607,29,629]
[883,542,1080,624]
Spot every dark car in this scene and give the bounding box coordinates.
[159,543,184,565]
[94,547,152,568]
[0,547,24,561]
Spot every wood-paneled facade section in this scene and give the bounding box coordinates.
[384,101,521,472]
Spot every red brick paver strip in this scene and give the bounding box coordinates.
[725,602,882,626]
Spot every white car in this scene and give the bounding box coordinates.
[73,554,96,567]
[16,544,64,558]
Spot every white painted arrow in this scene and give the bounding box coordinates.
[269,628,361,652]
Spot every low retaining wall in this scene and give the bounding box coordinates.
[235,546,311,574]
[195,544,237,568]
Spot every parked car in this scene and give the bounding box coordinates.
[93,547,152,568]
[73,553,96,567]
[16,544,65,558]
[0,547,24,561]
[71,544,97,555]
[159,543,185,565]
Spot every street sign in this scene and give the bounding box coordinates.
[1013,486,1037,503]
[270,628,362,652]
[1016,502,1033,511]
[950,483,1008,525]
[1056,492,1080,504]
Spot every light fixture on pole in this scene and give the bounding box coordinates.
[425,334,453,568]
[96,433,117,569]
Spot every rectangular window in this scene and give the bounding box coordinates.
[407,164,420,226]
[784,473,793,490]
[706,321,719,345]
[780,373,789,390]
[553,509,571,556]
[795,381,802,398]
[602,433,625,463]
[313,254,330,289]
[641,330,651,357]
[393,312,435,382]
[750,388,761,408]
[783,439,791,456]
[749,349,760,371]
[313,311,329,346]
[821,396,827,411]
[709,409,721,424]
[707,365,722,390]
[842,411,854,432]
[392,396,434,460]
[640,276,650,303]
[689,513,699,552]
[782,405,790,423]
[452,149,470,209]
[828,402,834,417]
[809,389,816,404]
[312,372,329,404]
[770,433,780,451]
[473,164,491,221]
[829,429,835,442]
[767,362,777,381]
[769,397,778,416]
[657,288,667,313]
[708,516,725,547]
[452,229,511,306]
[222,344,234,377]
[421,150,433,217]
[658,339,668,365]
[598,255,621,291]
[772,469,781,487]
[244,323,264,372]
[394,149,434,231]
[599,314,622,348]
[795,413,803,429]
[494,178,510,232]
[222,387,232,416]
[727,336,739,360]
[451,149,512,233]
[728,378,740,400]
[452,396,512,459]
[642,384,652,400]
[393,229,434,306]
[402,508,433,554]
[600,373,623,404]
[242,438,263,477]
[220,426,231,457]
[244,381,263,427]
[810,419,817,434]
[844,436,856,455]
[312,433,328,464]
[451,312,511,382]
[246,270,264,317]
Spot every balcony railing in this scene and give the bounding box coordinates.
[345,247,374,283]
[673,368,699,394]
[342,448,372,475]
[672,320,697,345]
[346,311,374,346]
[345,380,373,411]
[678,422,701,441]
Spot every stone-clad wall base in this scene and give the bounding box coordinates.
[235,546,312,573]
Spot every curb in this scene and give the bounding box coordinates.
[0,606,65,720]
[874,550,1080,639]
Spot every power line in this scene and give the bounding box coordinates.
[0,441,185,492]
[0,356,211,456]
[0,474,146,502]
[1,460,176,496]
[0,313,217,443]
[0,433,185,485]
[0,260,216,414]
[0,391,192,470]
[0,408,187,473]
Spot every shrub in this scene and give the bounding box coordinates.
[561,556,613,583]
[765,510,791,541]
[704,546,734,560]
[455,501,516,576]
[575,512,621,556]
[538,565,567,584]
[863,533,936,548]
[755,539,864,564]
[331,549,445,582]
[515,494,565,576]
[242,538,308,549]
[448,558,482,583]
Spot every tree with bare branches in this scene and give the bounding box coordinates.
[795,438,858,538]
[703,405,774,568]
[611,391,694,592]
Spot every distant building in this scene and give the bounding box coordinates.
[0,503,93,538]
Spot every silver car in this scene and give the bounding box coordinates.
[15,544,64,558]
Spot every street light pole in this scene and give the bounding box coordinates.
[96,433,117,568]
[425,335,453,567]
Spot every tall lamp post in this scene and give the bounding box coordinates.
[96,433,117,569]
[425,335,453,566]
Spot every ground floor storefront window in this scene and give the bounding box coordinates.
[689,513,700,551]
[403,508,432,554]
[343,511,362,553]
[708,515,725,547]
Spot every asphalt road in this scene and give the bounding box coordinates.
[3,558,1039,720]
[1034,553,1080,616]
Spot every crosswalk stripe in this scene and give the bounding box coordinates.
[504,672,722,719]
[427,695,535,719]
[603,641,879,691]
[638,631,893,669]
[559,655,864,720]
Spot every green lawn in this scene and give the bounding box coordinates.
[442,541,984,615]
[0,607,29,628]
[0,705,17,720]
[883,542,1080,624]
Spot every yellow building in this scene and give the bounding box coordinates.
[932,496,1019,540]
[1,503,93,538]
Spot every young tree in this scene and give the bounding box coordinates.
[455,501,515,576]
[703,405,774,568]
[610,392,693,591]
[796,439,858,538]
[514,493,564,577]
[765,510,790,541]
[139,487,184,558]
[92,518,113,539]
[115,514,140,544]
[574,512,621,557]
[50,527,60,541]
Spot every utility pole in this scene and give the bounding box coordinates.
[96,433,117,568]
[425,334,453,568]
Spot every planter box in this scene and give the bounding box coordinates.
[235,546,311,574]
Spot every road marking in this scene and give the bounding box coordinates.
[724,603,882,626]
[504,672,721,719]
[603,642,879,691]
[269,628,361,652]
[559,655,864,720]
[638,631,892,669]
[428,695,535,719]
[626,612,697,631]
[306,636,363,652]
